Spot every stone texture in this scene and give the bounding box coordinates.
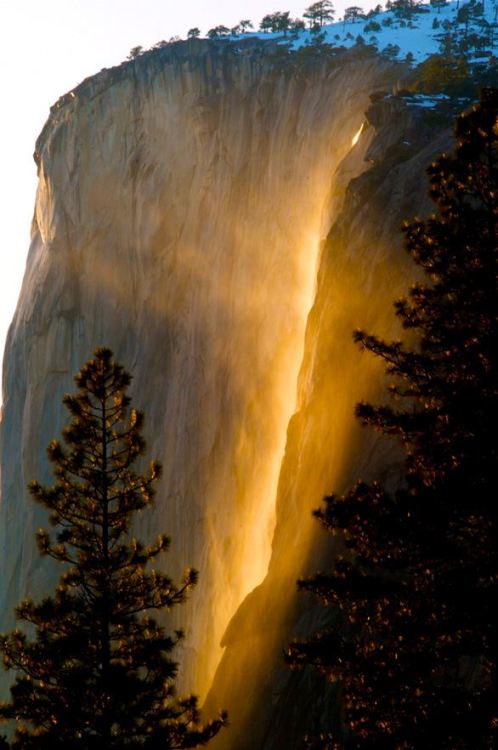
[205,94,452,748]
[0,40,453,747]
[0,43,397,703]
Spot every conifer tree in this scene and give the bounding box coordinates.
[343,6,364,23]
[207,25,230,39]
[127,46,144,60]
[239,19,254,33]
[259,11,292,34]
[288,89,498,748]
[304,1,335,28]
[0,348,226,749]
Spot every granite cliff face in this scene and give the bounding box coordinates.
[205,92,452,748]
[0,39,450,746]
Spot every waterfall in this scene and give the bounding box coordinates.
[0,44,402,709]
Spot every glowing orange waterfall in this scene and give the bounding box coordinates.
[0,45,404,711]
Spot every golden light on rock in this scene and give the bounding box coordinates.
[0,48,405,725]
[352,122,365,147]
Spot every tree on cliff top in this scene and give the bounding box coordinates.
[239,19,254,32]
[207,25,230,39]
[259,11,292,34]
[304,1,335,28]
[343,6,365,23]
[0,348,226,749]
[127,45,144,60]
[287,88,498,748]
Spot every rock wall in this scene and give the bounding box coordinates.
[0,39,452,747]
[205,93,453,748]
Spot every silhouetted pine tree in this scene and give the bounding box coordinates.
[0,348,226,749]
[287,88,498,748]
[304,0,335,28]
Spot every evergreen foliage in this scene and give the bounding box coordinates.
[433,0,492,58]
[381,41,401,57]
[291,18,307,33]
[408,54,475,97]
[344,6,365,23]
[364,19,382,30]
[287,89,498,748]
[259,11,292,34]
[207,25,230,39]
[304,1,335,28]
[0,348,226,749]
[386,0,421,16]
[127,46,144,60]
[430,0,448,12]
[239,19,254,32]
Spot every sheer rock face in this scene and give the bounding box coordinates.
[205,98,452,748]
[0,39,449,745]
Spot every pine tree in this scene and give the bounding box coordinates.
[127,46,144,60]
[0,348,226,749]
[389,0,420,17]
[430,0,448,13]
[287,89,498,748]
[207,26,230,39]
[259,11,292,34]
[239,19,254,33]
[259,13,273,32]
[304,1,335,29]
[343,6,364,24]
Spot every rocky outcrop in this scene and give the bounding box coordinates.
[204,91,452,747]
[0,38,452,747]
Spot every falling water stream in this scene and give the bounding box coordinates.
[0,48,399,710]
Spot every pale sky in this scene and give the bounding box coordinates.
[0,0,372,388]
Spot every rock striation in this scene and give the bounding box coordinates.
[205,89,453,748]
[0,39,452,746]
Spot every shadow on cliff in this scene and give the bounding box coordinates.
[204,96,454,750]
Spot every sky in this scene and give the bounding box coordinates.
[0,0,373,387]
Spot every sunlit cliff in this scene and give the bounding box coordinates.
[0,39,452,746]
